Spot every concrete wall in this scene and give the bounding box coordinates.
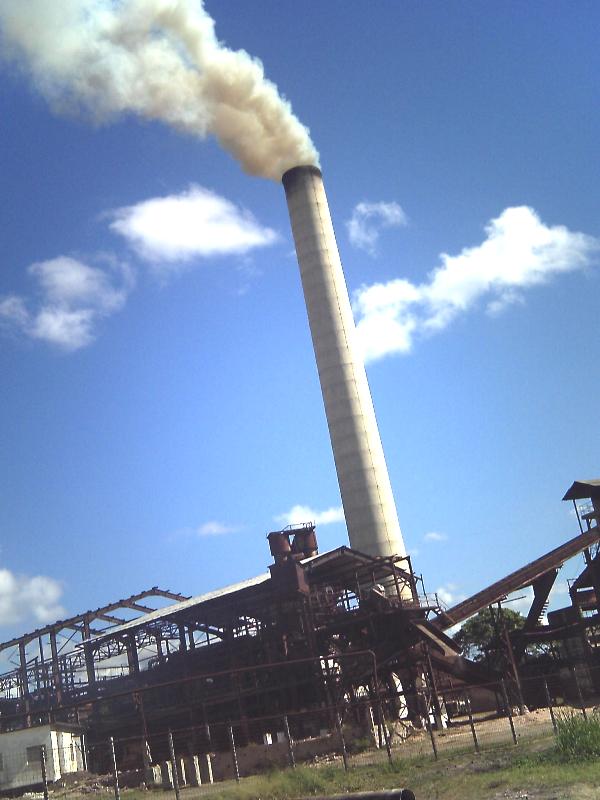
[210,732,340,781]
[55,729,85,774]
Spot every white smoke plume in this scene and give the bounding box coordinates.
[0,0,318,180]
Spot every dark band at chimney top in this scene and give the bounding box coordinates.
[281,164,323,189]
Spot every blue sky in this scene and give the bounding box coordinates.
[0,0,599,643]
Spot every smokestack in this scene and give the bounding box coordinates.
[282,166,407,563]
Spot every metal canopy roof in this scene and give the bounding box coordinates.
[562,479,600,501]
[303,545,406,582]
[88,572,271,643]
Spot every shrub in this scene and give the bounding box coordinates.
[555,708,600,759]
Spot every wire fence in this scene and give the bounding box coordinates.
[1,665,599,798]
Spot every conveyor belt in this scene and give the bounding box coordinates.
[434,527,600,630]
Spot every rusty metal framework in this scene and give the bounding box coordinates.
[430,480,600,707]
[0,529,456,747]
[0,588,189,721]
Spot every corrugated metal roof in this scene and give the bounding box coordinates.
[562,479,600,501]
[88,571,271,643]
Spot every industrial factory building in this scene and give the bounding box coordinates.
[0,531,429,750]
[1,166,598,783]
[0,483,599,777]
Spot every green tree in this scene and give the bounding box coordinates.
[453,607,525,664]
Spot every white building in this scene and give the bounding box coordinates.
[0,724,85,791]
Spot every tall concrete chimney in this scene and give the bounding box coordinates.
[282,165,407,562]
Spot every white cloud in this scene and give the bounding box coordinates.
[424,531,447,542]
[436,583,460,607]
[353,207,600,362]
[0,256,133,351]
[1,187,277,350]
[0,296,29,328]
[169,520,242,540]
[30,257,127,312]
[346,201,408,255]
[196,521,240,537]
[504,587,535,616]
[0,569,65,625]
[275,504,345,527]
[109,185,279,270]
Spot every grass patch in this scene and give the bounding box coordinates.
[555,708,600,759]
[157,740,600,800]
[88,732,600,800]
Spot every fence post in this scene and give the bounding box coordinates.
[377,697,393,765]
[335,708,349,771]
[500,680,518,745]
[422,693,438,760]
[571,666,588,720]
[543,678,557,734]
[39,745,49,800]
[168,730,181,800]
[466,694,479,754]
[283,715,296,768]
[228,723,240,782]
[375,705,384,749]
[109,737,121,800]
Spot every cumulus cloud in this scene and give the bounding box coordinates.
[424,531,447,543]
[346,201,408,255]
[275,504,345,527]
[0,256,133,351]
[353,207,600,362]
[436,583,462,607]
[168,520,242,540]
[0,569,65,625]
[196,521,240,537]
[109,185,278,271]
